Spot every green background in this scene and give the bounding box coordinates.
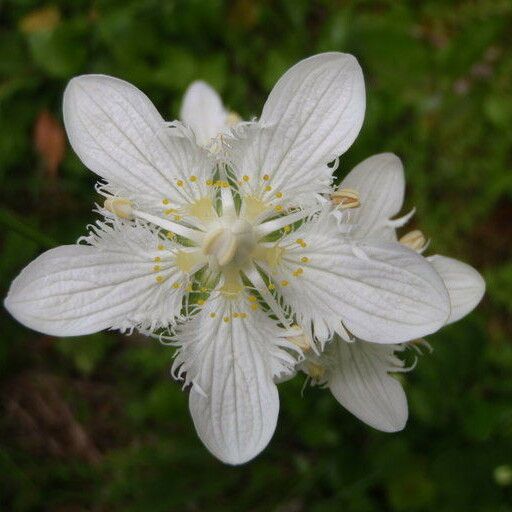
[1,1,511,511]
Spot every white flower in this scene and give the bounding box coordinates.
[299,153,485,433]
[180,80,241,147]
[4,53,452,464]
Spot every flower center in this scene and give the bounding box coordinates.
[202,218,255,269]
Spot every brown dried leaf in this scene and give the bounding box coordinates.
[19,6,61,34]
[34,109,66,178]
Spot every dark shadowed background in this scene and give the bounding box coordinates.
[1,1,511,511]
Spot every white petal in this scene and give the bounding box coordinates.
[63,75,213,207]
[180,81,227,146]
[4,222,190,336]
[327,339,408,432]
[271,216,450,344]
[339,153,405,240]
[173,295,295,464]
[229,53,365,200]
[427,255,485,324]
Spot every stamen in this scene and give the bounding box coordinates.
[287,325,313,351]
[104,197,134,220]
[400,229,427,252]
[331,188,360,209]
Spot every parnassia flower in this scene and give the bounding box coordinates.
[5,53,458,465]
[298,153,485,433]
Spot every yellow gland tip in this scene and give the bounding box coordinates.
[301,256,310,263]
[223,316,230,323]
[210,312,216,318]
[240,312,248,318]
[274,205,283,212]
[263,174,270,181]
[197,299,205,305]
[153,256,161,262]
[264,185,272,192]
[157,244,165,251]
[242,175,250,182]
[176,180,184,187]
[162,198,170,205]
[332,188,361,209]
[156,275,164,284]
[172,282,181,289]
[281,280,289,286]
[189,175,197,182]
[153,265,161,272]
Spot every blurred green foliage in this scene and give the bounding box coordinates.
[1,1,511,511]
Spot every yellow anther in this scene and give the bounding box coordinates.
[206,179,214,186]
[189,175,197,182]
[301,256,310,263]
[172,282,181,289]
[157,244,165,251]
[209,312,216,318]
[284,225,291,233]
[264,185,272,192]
[242,175,250,182]
[275,192,283,198]
[221,181,229,188]
[197,299,205,305]
[281,280,289,287]
[104,197,134,220]
[166,232,175,240]
[233,312,240,318]
[223,316,230,323]
[240,312,247,319]
[263,174,270,181]
[153,265,161,272]
[308,362,326,381]
[173,215,182,221]
[287,326,312,351]
[248,295,257,302]
[250,304,259,310]
[156,275,164,284]
[331,188,361,209]
[164,208,176,215]
[185,284,193,292]
[176,180,184,187]
[292,268,304,277]
[400,230,427,252]
[153,256,161,262]
[162,198,170,205]
[268,283,275,290]
[274,205,283,212]
[226,111,242,126]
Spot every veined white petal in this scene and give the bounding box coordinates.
[327,338,408,432]
[339,153,405,240]
[4,222,194,336]
[427,255,485,324]
[272,217,450,344]
[173,294,296,464]
[180,81,227,146]
[63,75,213,208]
[228,53,365,201]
